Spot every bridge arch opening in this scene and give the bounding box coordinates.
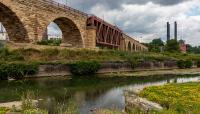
[132,43,135,52]
[128,42,131,51]
[0,2,28,42]
[43,17,83,48]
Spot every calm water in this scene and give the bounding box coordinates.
[0,75,200,114]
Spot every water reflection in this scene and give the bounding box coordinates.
[0,75,199,114]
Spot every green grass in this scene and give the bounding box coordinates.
[1,47,200,65]
[139,82,200,114]
[0,107,9,114]
[37,39,61,46]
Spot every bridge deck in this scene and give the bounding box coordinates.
[87,15,123,49]
[38,0,88,17]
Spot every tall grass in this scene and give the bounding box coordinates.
[1,47,200,64]
[37,39,61,46]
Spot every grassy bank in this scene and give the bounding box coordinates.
[0,47,200,79]
[1,47,200,63]
[139,82,200,114]
[104,68,200,77]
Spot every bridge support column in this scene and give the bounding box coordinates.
[85,26,96,49]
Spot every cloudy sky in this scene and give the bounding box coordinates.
[49,0,200,46]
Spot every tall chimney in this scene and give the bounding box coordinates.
[167,22,170,41]
[174,21,177,41]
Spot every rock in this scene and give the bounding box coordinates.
[124,90,163,113]
[0,100,38,110]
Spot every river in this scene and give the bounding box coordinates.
[0,75,199,114]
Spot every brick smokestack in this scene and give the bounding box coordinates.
[167,22,170,41]
[174,21,177,41]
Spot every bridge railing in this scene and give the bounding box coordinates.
[39,0,88,17]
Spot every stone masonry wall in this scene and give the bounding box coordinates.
[0,0,96,48]
[32,61,179,77]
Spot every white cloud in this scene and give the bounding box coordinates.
[88,0,200,46]
[50,0,200,46]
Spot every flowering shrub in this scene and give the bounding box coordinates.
[139,82,200,113]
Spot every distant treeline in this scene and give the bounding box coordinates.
[186,44,200,54]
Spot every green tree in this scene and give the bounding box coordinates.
[165,39,180,52]
[186,44,200,54]
[148,38,164,52]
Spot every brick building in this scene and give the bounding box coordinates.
[179,40,187,53]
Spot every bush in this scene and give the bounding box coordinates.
[177,60,193,69]
[0,41,4,48]
[0,64,8,80]
[197,61,200,68]
[177,60,185,69]
[185,60,193,68]
[0,63,39,80]
[0,107,9,114]
[70,61,101,76]
[37,39,61,46]
[0,48,24,61]
[42,48,59,56]
[24,109,48,114]
[127,57,139,69]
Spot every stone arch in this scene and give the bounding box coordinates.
[0,2,28,42]
[42,17,83,48]
[136,45,138,51]
[124,41,126,51]
[128,41,131,51]
[132,43,135,52]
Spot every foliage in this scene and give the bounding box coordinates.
[139,82,200,113]
[148,38,164,52]
[0,62,39,80]
[37,39,61,46]
[95,109,122,114]
[0,48,24,61]
[126,56,139,69]
[165,39,180,52]
[177,60,193,69]
[197,61,200,68]
[2,47,200,66]
[21,91,36,110]
[184,60,193,68]
[0,41,4,48]
[176,60,185,69]
[70,61,101,76]
[0,64,8,80]
[186,44,200,54]
[55,99,78,114]
[24,109,48,114]
[0,107,9,114]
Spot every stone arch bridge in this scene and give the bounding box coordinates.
[0,0,147,51]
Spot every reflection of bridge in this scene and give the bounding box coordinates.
[0,0,147,51]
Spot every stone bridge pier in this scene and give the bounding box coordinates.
[0,0,96,48]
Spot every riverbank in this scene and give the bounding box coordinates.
[138,82,200,114]
[1,47,200,80]
[103,68,200,77]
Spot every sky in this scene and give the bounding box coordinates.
[49,0,200,46]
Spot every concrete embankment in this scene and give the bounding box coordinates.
[28,60,199,78]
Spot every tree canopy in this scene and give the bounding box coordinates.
[148,38,164,52]
[165,39,180,52]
